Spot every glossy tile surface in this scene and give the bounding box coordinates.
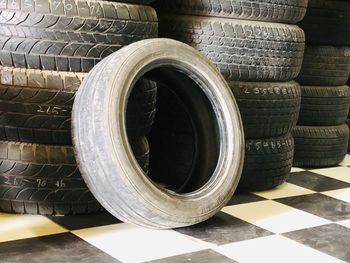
[0,155,349,263]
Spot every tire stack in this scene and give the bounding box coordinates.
[153,0,307,191]
[347,76,350,152]
[294,0,350,168]
[0,0,158,215]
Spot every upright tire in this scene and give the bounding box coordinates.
[293,124,349,168]
[297,46,350,86]
[158,15,305,82]
[154,0,308,24]
[0,0,158,72]
[229,81,301,139]
[237,134,294,192]
[72,39,244,229]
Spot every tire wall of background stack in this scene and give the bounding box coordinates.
[346,119,350,152]
[298,85,350,126]
[0,140,99,215]
[158,15,305,82]
[117,0,155,4]
[154,0,308,24]
[293,124,349,168]
[238,133,294,192]
[228,81,301,139]
[0,137,149,215]
[297,46,350,86]
[0,67,157,145]
[298,0,350,46]
[0,0,158,72]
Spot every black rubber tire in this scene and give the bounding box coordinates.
[237,134,294,192]
[0,141,101,215]
[126,79,157,139]
[154,0,308,24]
[129,137,150,175]
[117,0,155,4]
[228,81,301,139]
[293,124,349,168]
[72,39,245,229]
[0,67,157,145]
[0,137,148,215]
[297,46,350,86]
[298,85,350,126]
[0,0,158,72]
[298,0,350,46]
[158,15,305,82]
[346,119,350,152]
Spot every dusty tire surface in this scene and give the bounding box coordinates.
[0,0,158,72]
[237,134,294,192]
[0,141,101,215]
[298,85,350,126]
[298,0,350,46]
[158,15,305,82]
[0,67,157,144]
[117,0,155,3]
[0,138,149,215]
[293,124,349,168]
[154,0,308,23]
[297,46,350,86]
[72,39,244,229]
[346,119,350,152]
[129,137,150,174]
[229,81,301,139]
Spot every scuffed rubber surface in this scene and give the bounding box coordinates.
[298,85,350,126]
[0,0,158,72]
[293,124,349,168]
[297,46,350,86]
[238,134,294,192]
[154,0,308,23]
[159,15,305,81]
[229,81,301,139]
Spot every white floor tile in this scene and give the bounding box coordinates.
[337,220,350,229]
[322,188,350,203]
[339,155,350,167]
[215,235,345,263]
[310,167,350,183]
[222,200,330,234]
[73,223,205,263]
[253,183,315,199]
[291,167,305,172]
[0,213,67,243]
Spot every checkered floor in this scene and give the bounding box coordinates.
[0,155,350,263]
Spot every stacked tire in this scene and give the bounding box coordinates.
[294,0,350,168]
[347,77,350,152]
[153,0,307,191]
[0,0,158,215]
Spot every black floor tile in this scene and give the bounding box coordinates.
[276,193,350,222]
[147,249,237,263]
[176,212,272,245]
[47,212,121,230]
[283,224,350,262]
[0,233,120,263]
[287,171,350,192]
[227,193,266,206]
